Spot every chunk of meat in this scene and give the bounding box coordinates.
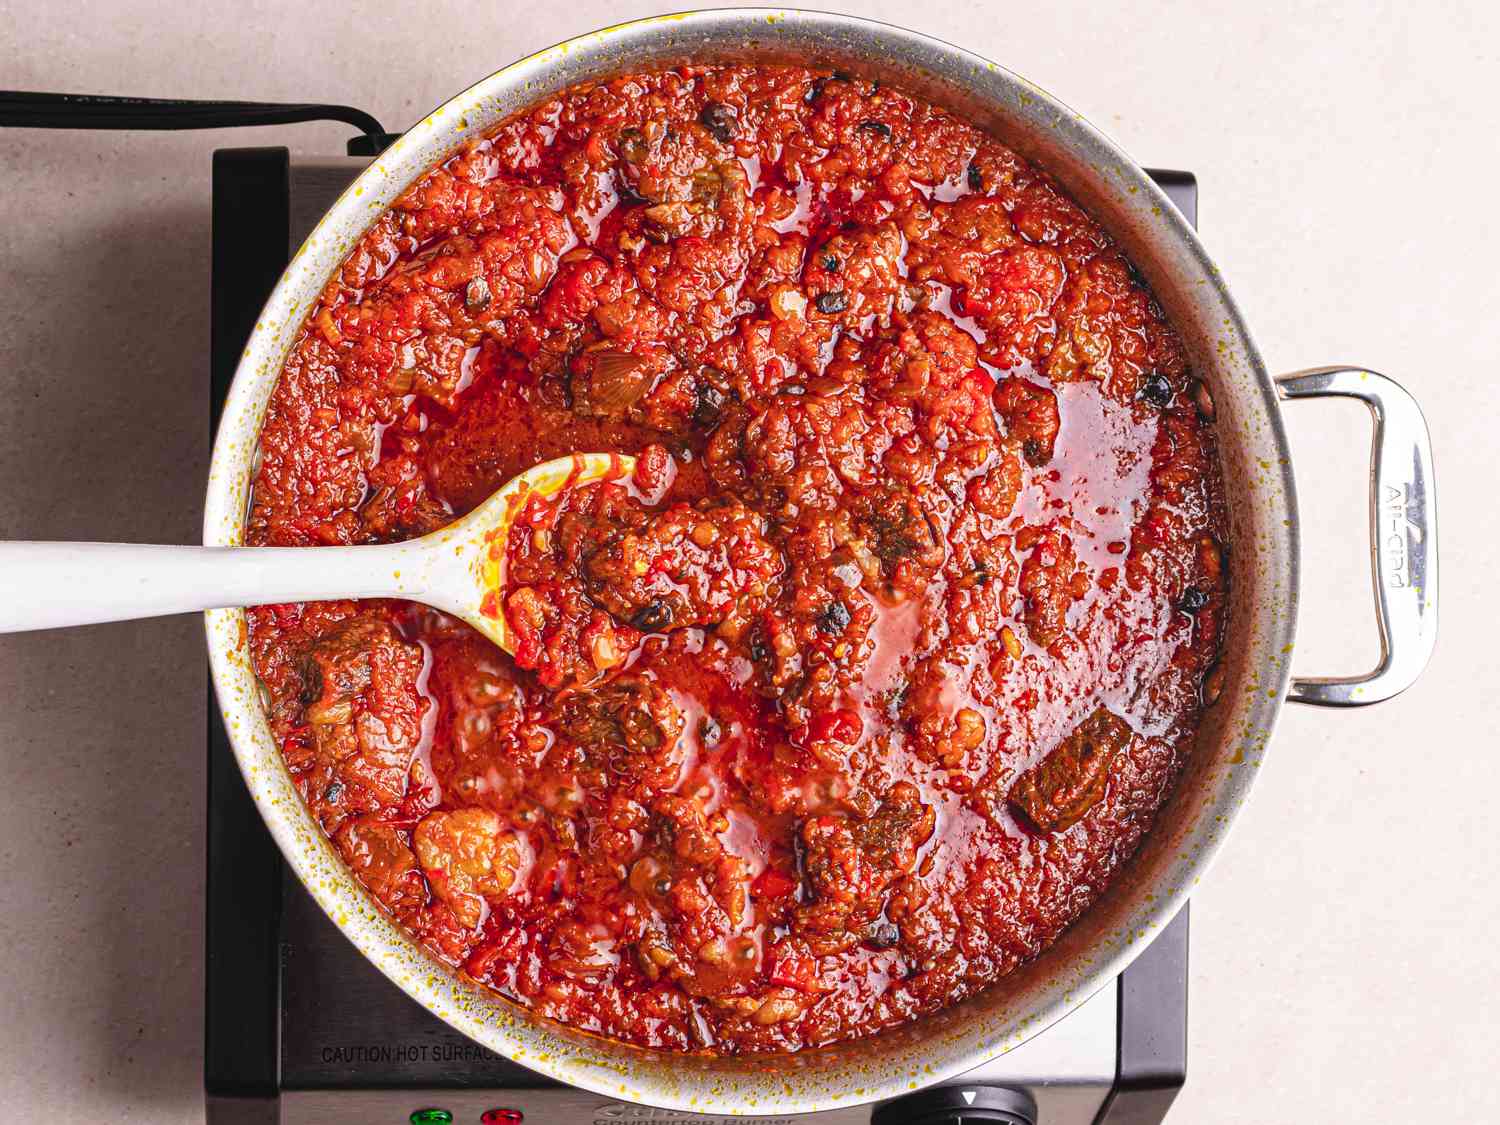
[613,121,739,210]
[1008,708,1133,833]
[413,808,522,928]
[321,180,576,411]
[501,483,654,696]
[698,309,834,399]
[299,617,426,806]
[334,814,422,914]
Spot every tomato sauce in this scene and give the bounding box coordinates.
[245,65,1228,1053]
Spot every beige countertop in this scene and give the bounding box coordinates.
[1,1,1495,1121]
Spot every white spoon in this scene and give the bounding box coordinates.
[0,452,635,653]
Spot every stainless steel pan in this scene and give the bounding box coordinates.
[203,8,1438,1115]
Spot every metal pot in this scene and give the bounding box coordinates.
[203,8,1438,1116]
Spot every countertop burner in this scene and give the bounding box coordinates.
[206,148,1197,1125]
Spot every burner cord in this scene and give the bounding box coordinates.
[0,91,396,153]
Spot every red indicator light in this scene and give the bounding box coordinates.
[481,1111,523,1125]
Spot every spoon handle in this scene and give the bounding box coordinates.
[0,541,427,633]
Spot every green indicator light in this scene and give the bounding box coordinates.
[410,1110,453,1125]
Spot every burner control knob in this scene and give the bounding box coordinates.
[872,1085,1037,1125]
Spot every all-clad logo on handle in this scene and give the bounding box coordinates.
[1382,482,1423,590]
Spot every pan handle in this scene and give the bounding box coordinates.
[1275,367,1438,706]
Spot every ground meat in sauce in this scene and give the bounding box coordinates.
[245,64,1228,1054]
